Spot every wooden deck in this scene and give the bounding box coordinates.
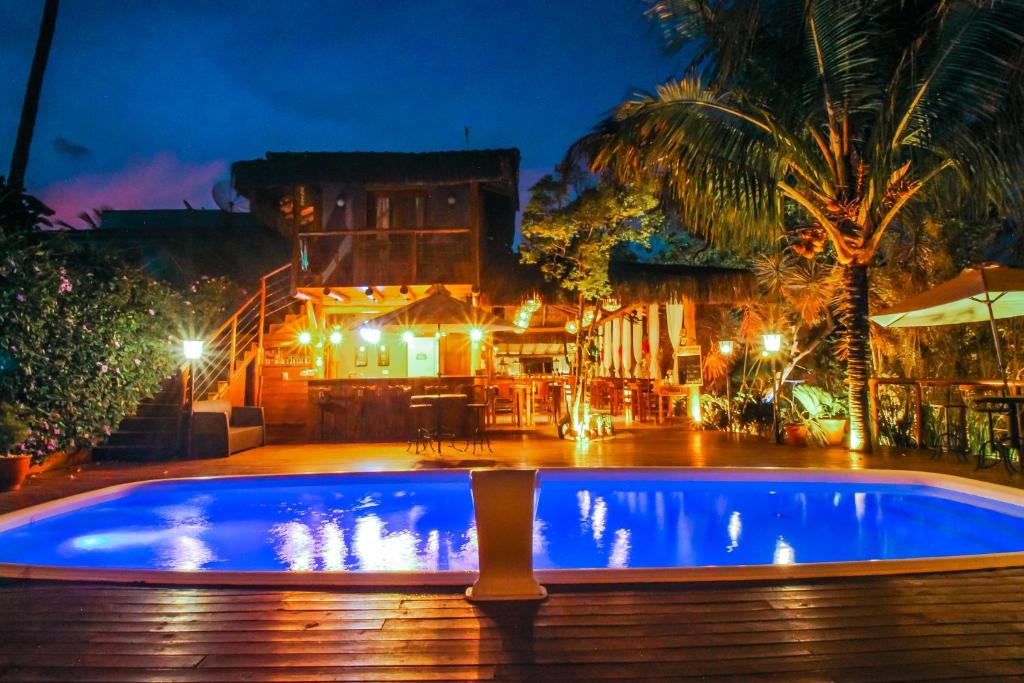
[2,429,1023,680]
[2,571,1024,681]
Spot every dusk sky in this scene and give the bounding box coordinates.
[1,1,681,223]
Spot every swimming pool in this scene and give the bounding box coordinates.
[1,468,1023,584]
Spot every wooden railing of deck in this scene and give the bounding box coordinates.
[868,377,1024,448]
[192,263,293,404]
[295,228,476,287]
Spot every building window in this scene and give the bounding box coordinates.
[367,191,426,229]
[374,196,391,229]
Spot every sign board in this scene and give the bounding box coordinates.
[675,344,703,386]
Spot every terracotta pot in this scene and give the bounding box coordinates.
[783,424,807,447]
[0,455,31,492]
[819,418,848,447]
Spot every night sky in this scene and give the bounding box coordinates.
[1,1,680,223]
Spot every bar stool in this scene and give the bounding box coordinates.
[972,396,1017,474]
[407,403,434,454]
[465,402,492,453]
[927,387,968,462]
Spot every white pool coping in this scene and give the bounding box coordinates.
[0,466,1022,587]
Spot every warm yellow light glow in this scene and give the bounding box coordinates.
[359,326,381,344]
[401,331,415,344]
[297,331,312,345]
[762,333,782,353]
[565,320,579,334]
[849,429,864,451]
[718,339,734,356]
[182,340,203,360]
[469,328,483,342]
[328,330,343,345]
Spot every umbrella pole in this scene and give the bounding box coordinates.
[985,295,1021,453]
[984,296,1010,394]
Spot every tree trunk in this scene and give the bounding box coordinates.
[8,0,60,189]
[841,263,872,451]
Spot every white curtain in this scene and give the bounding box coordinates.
[601,321,612,376]
[666,302,684,383]
[611,318,622,376]
[621,318,632,378]
[632,317,644,379]
[648,304,660,380]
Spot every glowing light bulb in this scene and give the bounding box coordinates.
[762,333,782,353]
[329,330,343,345]
[469,328,483,342]
[297,331,312,345]
[401,331,414,344]
[359,326,381,344]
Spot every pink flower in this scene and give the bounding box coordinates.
[98,363,108,374]
[15,293,25,302]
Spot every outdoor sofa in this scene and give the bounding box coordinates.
[190,400,265,458]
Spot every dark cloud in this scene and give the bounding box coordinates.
[52,137,91,160]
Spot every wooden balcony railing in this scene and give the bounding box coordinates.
[295,228,476,287]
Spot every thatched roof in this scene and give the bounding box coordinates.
[482,259,754,306]
[233,149,520,194]
[608,261,755,305]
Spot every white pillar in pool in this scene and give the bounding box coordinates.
[466,469,547,602]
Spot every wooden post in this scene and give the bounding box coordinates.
[682,296,701,423]
[868,378,879,447]
[256,274,267,406]
[913,381,923,448]
[470,181,481,290]
[229,316,238,375]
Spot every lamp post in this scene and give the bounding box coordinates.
[182,340,203,458]
[762,333,782,444]
[718,339,735,432]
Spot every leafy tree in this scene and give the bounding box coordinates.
[588,0,1024,449]
[520,168,664,437]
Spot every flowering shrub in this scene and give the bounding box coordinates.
[0,232,180,461]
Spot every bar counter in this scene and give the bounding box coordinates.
[302,377,478,442]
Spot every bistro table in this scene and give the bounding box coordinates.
[654,383,690,425]
[410,394,468,456]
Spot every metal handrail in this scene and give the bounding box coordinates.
[192,263,293,402]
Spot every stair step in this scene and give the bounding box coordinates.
[91,444,179,462]
[116,416,178,432]
[134,403,181,418]
[105,430,173,446]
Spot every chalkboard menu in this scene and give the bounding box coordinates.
[676,345,703,386]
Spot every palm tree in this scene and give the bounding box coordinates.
[8,0,60,190]
[589,0,1024,450]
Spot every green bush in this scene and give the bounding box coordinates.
[0,403,29,454]
[0,230,181,461]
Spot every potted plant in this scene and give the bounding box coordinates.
[0,404,30,491]
[792,385,849,447]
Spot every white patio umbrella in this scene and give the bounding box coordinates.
[871,265,1024,384]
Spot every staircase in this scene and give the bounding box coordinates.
[91,263,294,462]
[91,376,184,462]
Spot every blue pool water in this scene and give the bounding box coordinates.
[0,472,1022,572]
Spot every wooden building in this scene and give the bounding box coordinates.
[89,149,755,452]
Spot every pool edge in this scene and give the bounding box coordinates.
[1,466,1022,587]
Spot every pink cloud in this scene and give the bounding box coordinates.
[38,153,227,225]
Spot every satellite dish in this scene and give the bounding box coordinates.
[212,180,236,212]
